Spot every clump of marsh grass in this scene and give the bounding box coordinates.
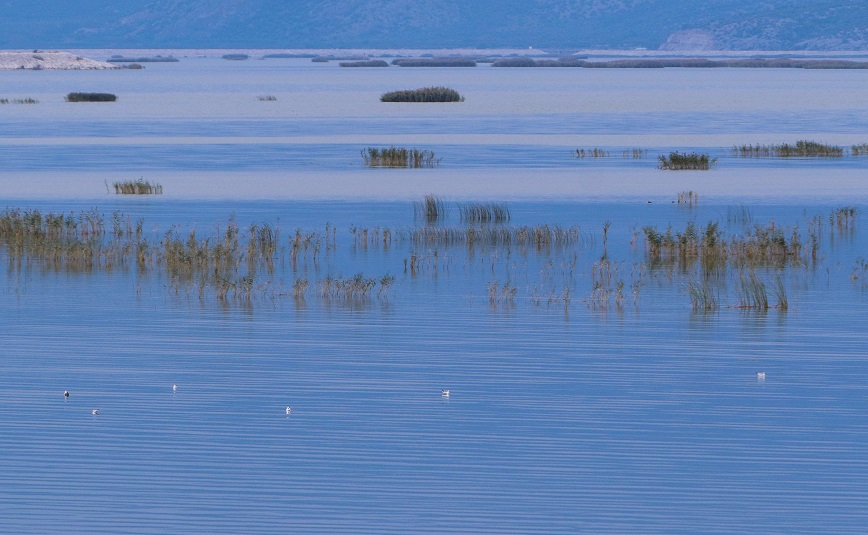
[390,58,476,67]
[318,273,393,300]
[735,270,769,310]
[832,206,857,230]
[677,191,699,206]
[459,202,510,224]
[380,87,464,102]
[409,224,581,251]
[0,98,38,104]
[487,280,517,304]
[852,143,868,156]
[575,148,610,158]
[362,147,440,168]
[687,276,719,310]
[340,60,389,67]
[66,92,117,102]
[658,152,716,170]
[258,95,277,101]
[111,179,163,194]
[733,141,844,157]
[413,194,447,224]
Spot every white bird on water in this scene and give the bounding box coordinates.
[756,372,766,380]
[441,389,450,398]
[285,407,292,415]
[92,409,100,415]
[172,384,178,392]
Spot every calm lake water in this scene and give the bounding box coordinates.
[1,55,868,534]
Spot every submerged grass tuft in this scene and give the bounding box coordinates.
[111,179,163,195]
[362,147,440,168]
[413,194,447,223]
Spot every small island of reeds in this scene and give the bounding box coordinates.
[391,58,476,67]
[380,87,464,103]
[362,147,440,168]
[733,140,844,157]
[111,179,163,195]
[340,60,389,67]
[0,98,38,104]
[66,92,117,102]
[658,152,715,170]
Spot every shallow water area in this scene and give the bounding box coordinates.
[1,53,868,534]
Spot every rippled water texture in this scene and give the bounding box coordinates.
[1,55,867,534]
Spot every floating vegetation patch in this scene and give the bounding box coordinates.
[459,202,510,224]
[733,140,844,157]
[66,92,117,102]
[258,95,277,101]
[362,147,441,168]
[658,152,715,170]
[222,54,249,61]
[380,87,464,103]
[111,179,163,195]
[0,97,38,104]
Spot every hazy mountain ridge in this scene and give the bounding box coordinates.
[1,0,866,50]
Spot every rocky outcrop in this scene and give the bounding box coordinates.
[0,51,118,70]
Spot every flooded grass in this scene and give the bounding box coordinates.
[0,204,859,312]
[658,152,716,170]
[413,194,447,224]
[676,191,699,206]
[0,97,38,104]
[733,140,844,157]
[65,92,117,102]
[459,202,511,224]
[362,147,440,168]
[574,148,648,159]
[111,178,163,194]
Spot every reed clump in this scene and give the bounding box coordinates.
[362,147,440,168]
[676,191,699,206]
[658,152,715,170]
[413,194,447,224]
[112,179,163,195]
[852,143,868,156]
[409,224,580,251]
[459,202,510,224]
[733,141,844,157]
[340,60,389,67]
[391,58,476,67]
[318,273,395,300]
[380,87,464,103]
[0,98,38,104]
[66,92,117,102]
[258,95,277,101]
[575,148,610,158]
[687,276,719,310]
[643,220,805,272]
